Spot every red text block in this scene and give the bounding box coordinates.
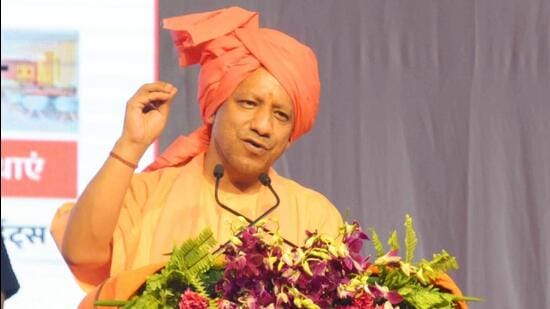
[1,140,77,198]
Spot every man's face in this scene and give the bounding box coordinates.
[209,67,295,179]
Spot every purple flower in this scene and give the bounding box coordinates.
[216,223,375,308]
[367,284,403,305]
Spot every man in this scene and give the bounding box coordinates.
[50,6,343,305]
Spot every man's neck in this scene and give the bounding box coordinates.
[203,151,262,194]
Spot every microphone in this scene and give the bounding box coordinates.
[250,172,280,225]
[258,172,271,186]
[211,167,297,254]
[242,172,297,248]
[213,164,224,179]
[213,164,254,223]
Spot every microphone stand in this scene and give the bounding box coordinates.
[213,165,255,223]
[212,165,297,255]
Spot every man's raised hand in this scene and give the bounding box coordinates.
[121,82,178,148]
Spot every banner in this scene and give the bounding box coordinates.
[1,1,156,307]
[2,140,77,198]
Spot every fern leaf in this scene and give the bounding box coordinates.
[388,230,400,251]
[187,254,215,275]
[369,228,385,257]
[428,250,459,273]
[417,250,459,280]
[208,298,219,309]
[404,214,417,263]
[398,284,457,309]
[126,228,218,307]
[186,273,209,299]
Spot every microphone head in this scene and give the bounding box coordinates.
[258,173,271,186]
[213,164,224,179]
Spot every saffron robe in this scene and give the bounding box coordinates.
[50,153,344,299]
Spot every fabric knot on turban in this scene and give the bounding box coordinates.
[146,6,320,171]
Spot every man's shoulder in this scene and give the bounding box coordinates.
[275,175,334,207]
[276,175,344,235]
[127,166,190,192]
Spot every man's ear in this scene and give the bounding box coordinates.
[206,114,215,124]
[206,110,218,124]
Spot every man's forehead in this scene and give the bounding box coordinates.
[231,69,294,110]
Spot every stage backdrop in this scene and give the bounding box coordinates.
[159,1,549,308]
[1,0,156,307]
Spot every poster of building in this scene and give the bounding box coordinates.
[1,31,78,133]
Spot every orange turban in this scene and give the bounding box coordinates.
[146,6,320,171]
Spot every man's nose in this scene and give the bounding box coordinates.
[249,106,273,137]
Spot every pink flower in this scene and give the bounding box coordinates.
[353,293,377,309]
[178,289,208,309]
[367,284,403,305]
[338,293,377,309]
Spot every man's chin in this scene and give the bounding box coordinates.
[228,157,269,179]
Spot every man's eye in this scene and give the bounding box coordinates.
[240,100,257,108]
[275,111,290,122]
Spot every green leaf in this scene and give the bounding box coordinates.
[124,228,218,307]
[94,300,129,306]
[302,298,321,309]
[369,228,385,257]
[404,214,417,263]
[400,286,456,309]
[185,273,209,299]
[208,298,220,309]
[382,268,411,289]
[388,230,400,251]
[429,250,459,273]
[417,250,459,280]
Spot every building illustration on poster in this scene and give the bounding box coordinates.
[1,31,78,133]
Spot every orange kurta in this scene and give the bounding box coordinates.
[50,153,343,297]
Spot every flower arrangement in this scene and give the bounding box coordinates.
[96,215,478,308]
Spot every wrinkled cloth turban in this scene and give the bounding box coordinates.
[146,6,320,171]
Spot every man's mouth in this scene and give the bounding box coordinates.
[242,138,268,155]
